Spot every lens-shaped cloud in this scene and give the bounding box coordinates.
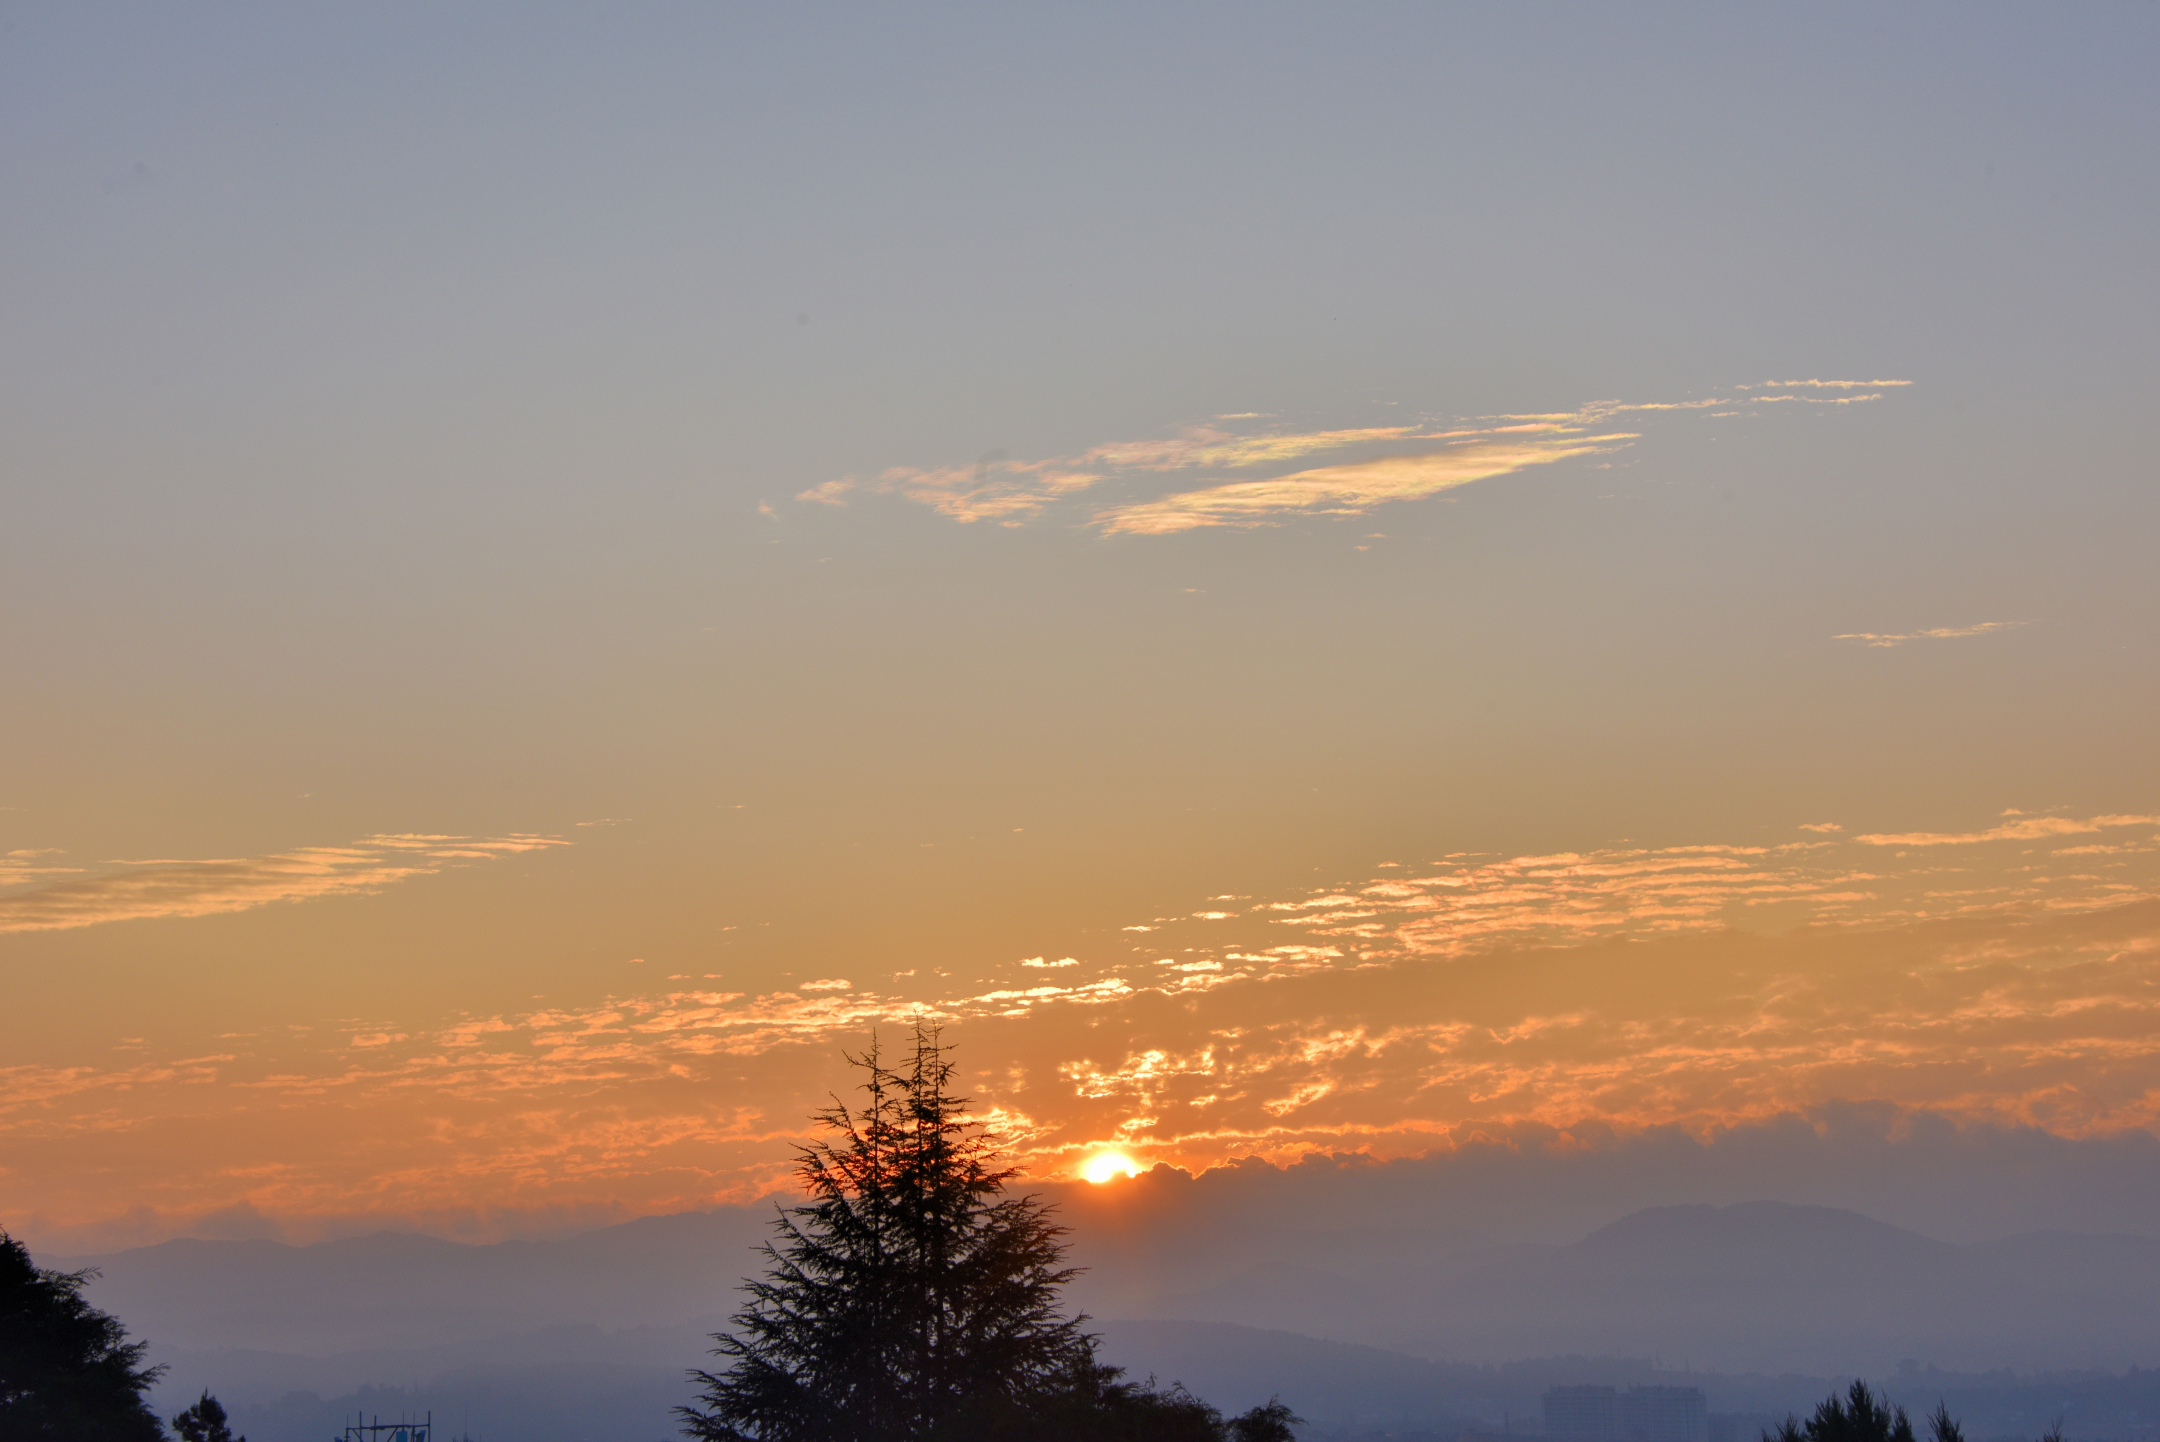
[1855,813,2160,848]
[795,383,1906,534]
[1092,436,1630,535]
[1835,622,2027,647]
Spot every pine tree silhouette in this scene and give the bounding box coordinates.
[679,1027,1297,1441]
[1767,1383,1935,1442]
[680,1025,1102,1442]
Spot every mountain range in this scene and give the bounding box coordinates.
[43,1198,2160,1441]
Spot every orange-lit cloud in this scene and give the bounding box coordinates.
[1738,379,1916,389]
[1854,812,2160,848]
[1093,437,1629,535]
[11,891,2160,1247]
[8,809,2159,1247]
[795,383,1909,534]
[0,833,569,934]
[0,849,78,888]
[1834,621,2027,647]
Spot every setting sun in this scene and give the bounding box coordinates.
[1080,1150,1143,1185]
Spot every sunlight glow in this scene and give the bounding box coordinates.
[1080,1150,1143,1185]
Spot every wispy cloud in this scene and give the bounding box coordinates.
[1739,379,1915,389]
[1093,437,1628,535]
[0,849,79,888]
[0,833,569,934]
[1834,621,2027,647]
[13,806,2160,1234]
[1855,813,2160,848]
[797,382,1910,535]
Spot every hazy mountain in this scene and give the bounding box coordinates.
[47,1198,2160,1438]
[56,1206,772,1354]
[1055,1199,2160,1374]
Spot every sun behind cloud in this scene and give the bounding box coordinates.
[1080,1150,1143,1184]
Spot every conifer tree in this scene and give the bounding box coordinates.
[0,1229,166,1441]
[680,1026,1099,1442]
[1767,1383,1927,1442]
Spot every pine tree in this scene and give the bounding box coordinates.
[680,1026,1101,1442]
[0,1228,166,1441]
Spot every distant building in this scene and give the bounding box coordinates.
[1547,1386,1624,1442]
[1708,1413,1755,1442]
[1624,1387,1708,1442]
[1544,1386,1708,1442]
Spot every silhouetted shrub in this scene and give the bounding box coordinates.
[173,1389,247,1442]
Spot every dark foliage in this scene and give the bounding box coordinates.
[174,1389,247,1442]
[1767,1384,1929,1442]
[926,1364,1228,1442]
[1228,1397,1304,1442]
[680,1027,1300,1442]
[681,1026,1100,1441]
[0,1227,167,1441]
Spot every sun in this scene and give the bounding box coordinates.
[1080,1150,1142,1185]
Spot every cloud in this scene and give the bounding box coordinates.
[1024,957,1080,968]
[0,849,79,889]
[797,455,1101,525]
[0,833,569,934]
[1740,378,1915,389]
[1800,822,1844,833]
[1122,816,2160,974]
[1093,437,1629,535]
[16,885,2160,1239]
[29,791,2160,1243]
[1855,813,2160,848]
[795,383,1909,535]
[1835,621,2027,647]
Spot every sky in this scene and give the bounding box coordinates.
[3,2,2159,1252]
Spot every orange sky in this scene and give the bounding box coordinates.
[4,7,2158,1255]
[7,810,2157,1248]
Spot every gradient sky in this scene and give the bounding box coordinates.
[3,2,2158,1250]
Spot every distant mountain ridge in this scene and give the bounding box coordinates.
[1057,1198,2160,1375]
[52,1198,2160,1379]
[52,1205,775,1353]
